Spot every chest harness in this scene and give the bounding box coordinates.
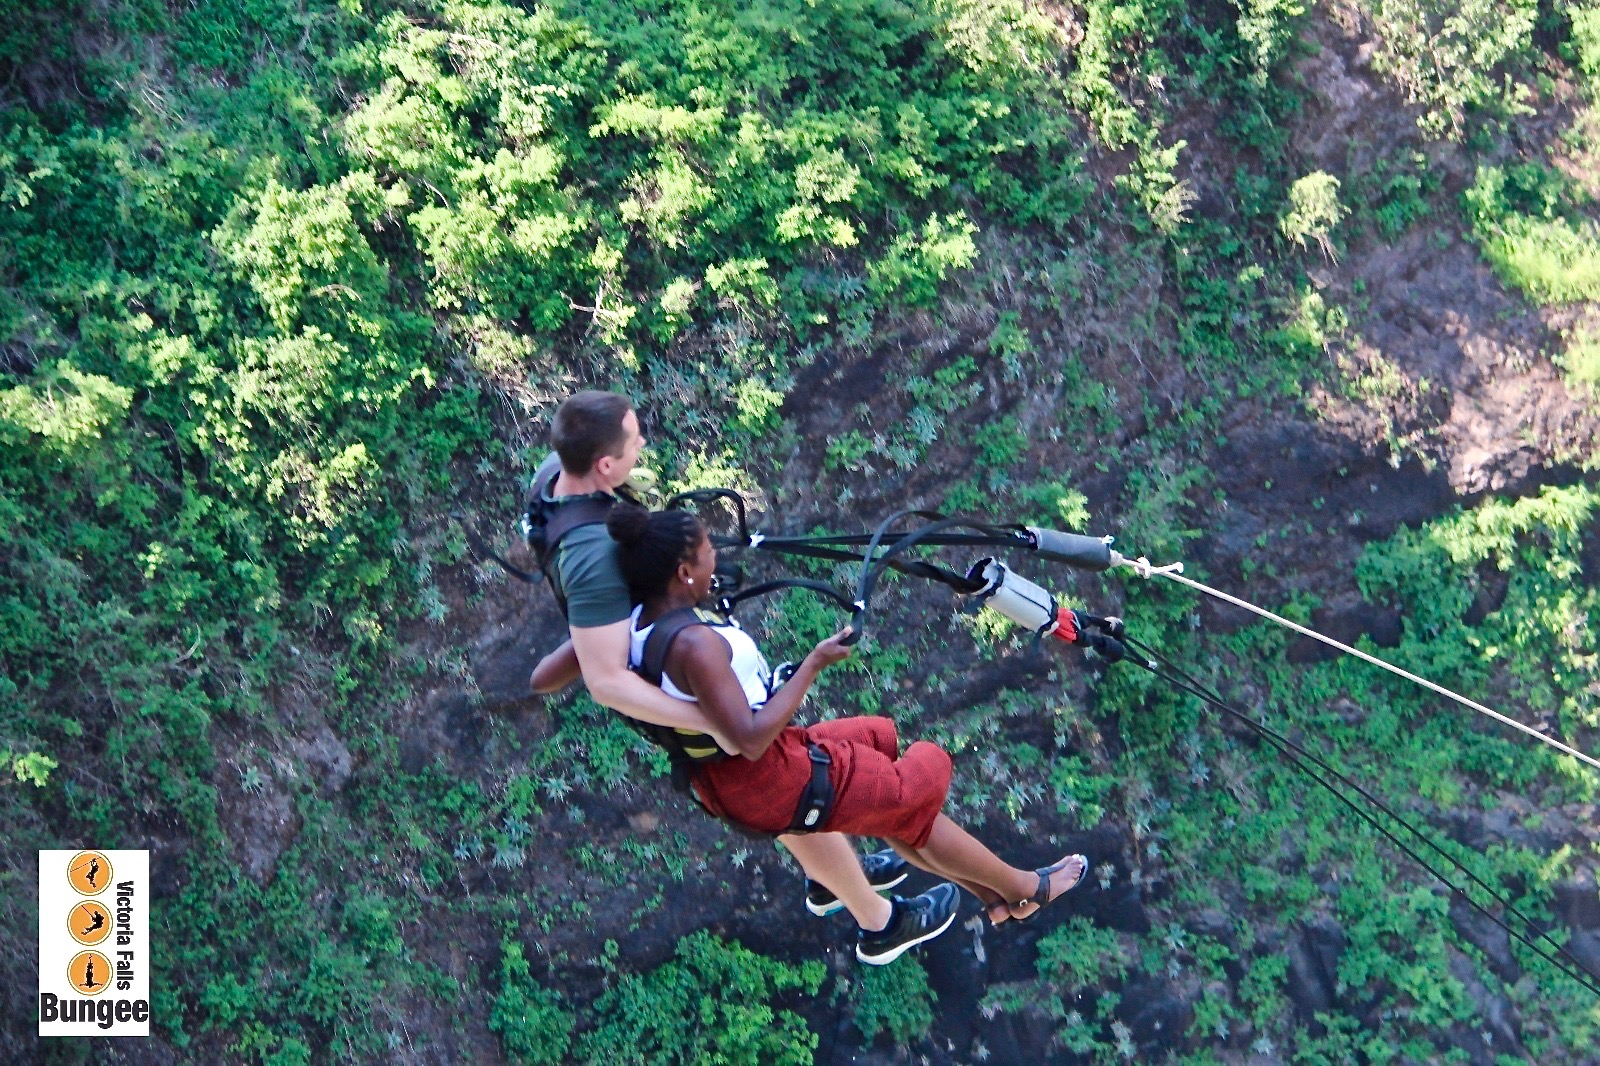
[522,470,724,768]
[634,606,835,834]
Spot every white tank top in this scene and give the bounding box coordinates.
[629,605,773,709]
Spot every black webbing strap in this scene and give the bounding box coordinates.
[457,514,541,584]
[702,510,1025,641]
[716,578,857,615]
[535,496,615,569]
[715,537,982,591]
[834,511,1022,641]
[636,606,723,687]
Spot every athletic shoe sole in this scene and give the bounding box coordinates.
[805,870,909,917]
[855,894,960,966]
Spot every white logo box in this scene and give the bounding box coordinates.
[38,849,150,1037]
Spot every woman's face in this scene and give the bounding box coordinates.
[683,529,717,595]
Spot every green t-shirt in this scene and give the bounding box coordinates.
[535,453,632,628]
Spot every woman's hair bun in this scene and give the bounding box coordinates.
[605,500,653,546]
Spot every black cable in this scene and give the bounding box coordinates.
[836,510,1022,640]
[454,512,540,584]
[704,509,1014,643]
[1124,635,1600,1000]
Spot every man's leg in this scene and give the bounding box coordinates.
[777,833,893,932]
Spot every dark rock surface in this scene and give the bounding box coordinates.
[1285,919,1347,1024]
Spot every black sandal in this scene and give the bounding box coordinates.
[984,897,1012,927]
[1011,854,1088,922]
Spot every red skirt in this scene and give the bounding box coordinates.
[691,716,952,849]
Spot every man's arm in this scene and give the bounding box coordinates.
[568,621,728,740]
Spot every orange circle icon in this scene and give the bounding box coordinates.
[68,901,113,946]
[67,851,112,896]
[68,950,112,996]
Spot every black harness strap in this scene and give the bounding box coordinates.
[630,607,729,774]
[521,468,621,614]
[456,512,541,584]
[788,743,835,832]
[636,606,722,687]
[715,577,858,615]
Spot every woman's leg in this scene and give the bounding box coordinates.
[810,728,1081,919]
[777,833,893,932]
[886,841,1013,925]
[907,815,1086,918]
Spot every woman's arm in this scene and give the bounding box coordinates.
[530,641,582,694]
[678,627,854,760]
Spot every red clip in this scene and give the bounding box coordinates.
[1049,607,1079,644]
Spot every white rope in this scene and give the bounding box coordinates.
[1120,557,1600,775]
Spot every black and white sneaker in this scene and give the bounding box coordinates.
[805,849,910,916]
[855,883,960,965]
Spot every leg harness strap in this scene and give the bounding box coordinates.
[788,743,835,833]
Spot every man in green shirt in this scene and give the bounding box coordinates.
[534,391,718,735]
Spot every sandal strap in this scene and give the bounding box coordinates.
[1022,857,1078,908]
[1012,870,1050,910]
[1033,867,1053,907]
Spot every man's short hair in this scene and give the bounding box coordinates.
[552,391,633,474]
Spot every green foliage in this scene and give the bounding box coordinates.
[1279,172,1346,259]
[1037,916,1133,996]
[1116,138,1196,236]
[339,0,1094,381]
[577,931,824,1065]
[4,749,57,786]
[1350,150,1439,239]
[1558,326,1600,401]
[1366,0,1538,137]
[0,362,133,455]
[1463,163,1600,304]
[490,938,575,1065]
[1049,754,1114,828]
[867,212,979,306]
[1270,288,1347,360]
[850,955,937,1045]
[1567,5,1600,84]
[1232,0,1308,86]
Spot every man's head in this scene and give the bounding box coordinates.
[552,390,645,489]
